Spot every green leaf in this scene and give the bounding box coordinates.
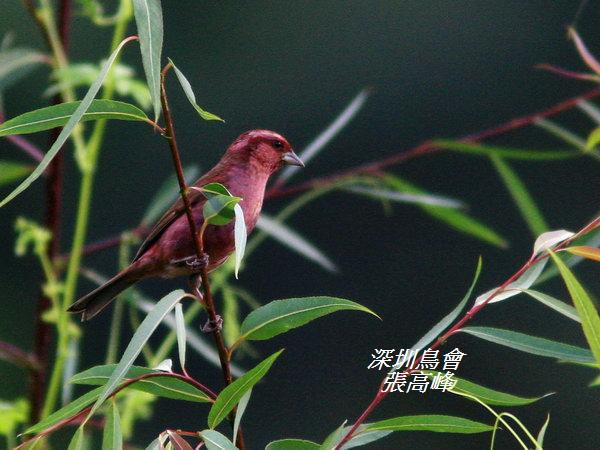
[345,185,464,209]
[412,257,481,351]
[320,422,346,449]
[384,174,507,248]
[433,140,578,161]
[208,350,283,428]
[132,0,163,120]
[199,429,237,450]
[265,439,320,450]
[536,414,550,447]
[70,364,210,403]
[422,371,548,406]
[169,59,224,121]
[521,289,580,322]
[201,183,241,226]
[256,214,337,273]
[0,161,33,187]
[0,100,148,137]
[174,303,187,371]
[67,427,85,450]
[25,386,102,434]
[549,251,600,365]
[460,326,595,363]
[0,398,29,436]
[587,127,600,151]
[141,165,200,225]
[233,389,251,446]
[342,425,392,449]
[102,401,122,450]
[0,48,46,92]
[238,297,379,342]
[222,286,241,347]
[489,154,547,237]
[364,415,493,434]
[277,89,370,184]
[565,245,600,262]
[87,290,187,419]
[233,203,247,278]
[0,37,135,208]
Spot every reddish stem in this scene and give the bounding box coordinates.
[334,216,599,449]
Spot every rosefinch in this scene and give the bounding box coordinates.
[69,130,303,320]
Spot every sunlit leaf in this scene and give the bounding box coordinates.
[238,297,379,342]
[384,174,507,247]
[169,59,223,121]
[0,161,32,187]
[433,140,577,161]
[569,27,600,76]
[0,37,136,207]
[0,100,149,137]
[199,430,237,450]
[0,398,29,436]
[363,415,493,434]
[257,214,337,273]
[208,350,283,429]
[266,439,320,450]
[549,251,600,364]
[586,127,600,151]
[132,0,163,120]
[460,326,595,363]
[102,400,122,450]
[87,290,188,419]
[174,303,186,371]
[70,364,210,403]
[536,414,550,447]
[533,229,574,255]
[489,154,547,237]
[565,245,600,262]
[412,257,481,352]
[233,203,246,278]
[233,388,251,446]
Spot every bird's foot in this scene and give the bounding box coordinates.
[202,315,223,333]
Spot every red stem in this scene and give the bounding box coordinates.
[334,216,600,449]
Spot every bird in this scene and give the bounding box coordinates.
[68,129,304,321]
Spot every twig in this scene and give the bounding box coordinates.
[160,63,246,450]
[0,341,40,371]
[333,216,600,449]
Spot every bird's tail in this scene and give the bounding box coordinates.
[68,268,142,321]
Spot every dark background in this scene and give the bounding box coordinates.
[1,1,600,449]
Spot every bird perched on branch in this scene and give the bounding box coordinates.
[69,130,303,320]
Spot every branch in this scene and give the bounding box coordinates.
[159,63,246,450]
[333,216,600,449]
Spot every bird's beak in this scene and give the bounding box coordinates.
[282,150,304,167]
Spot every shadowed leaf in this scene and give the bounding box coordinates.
[266,439,320,450]
[199,430,237,450]
[0,48,47,92]
[102,401,122,450]
[434,140,577,161]
[364,415,493,434]
[521,289,580,322]
[345,185,464,209]
[0,161,32,187]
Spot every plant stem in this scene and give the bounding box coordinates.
[160,63,246,450]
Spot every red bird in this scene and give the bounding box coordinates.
[69,130,303,320]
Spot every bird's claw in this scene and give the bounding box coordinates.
[202,315,223,333]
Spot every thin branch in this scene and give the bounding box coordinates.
[0,341,40,371]
[333,216,600,449]
[160,63,246,450]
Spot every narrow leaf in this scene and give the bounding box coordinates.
[342,425,392,449]
[70,364,211,403]
[412,257,481,352]
[364,415,493,434]
[266,439,320,450]
[549,251,600,364]
[233,203,246,278]
[460,326,595,363]
[0,100,148,137]
[320,422,347,449]
[0,37,136,207]
[489,154,547,237]
[521,289,580,322]
[586,127,600,151]
[141,165,200,225]
[565,245,600,262]
[257,214,337,272]
[208,350,283,428]
[232,388,251,445]
[533,229,574,255]
[169,59,223,121]
[87,290,187,418]
[174,303,186,371]
[67,427,85,450]
[239,297,378,342]
[345,185,464,209]
[536,414,550,446]
[132,0,163,120]
[433,140,577,161]
[199,429,237,450]
[384,174,507,247]
[166,431,194,450]
[0,48,47,92]
[102,401,122,450]
[277,89,370,184]
[0,161,32,186]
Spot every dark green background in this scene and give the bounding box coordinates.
[1,1,599,449]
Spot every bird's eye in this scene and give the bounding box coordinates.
[272,140,283,149]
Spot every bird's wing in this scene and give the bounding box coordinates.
[133,186,207,262]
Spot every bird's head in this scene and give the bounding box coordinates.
[226,129,304,174]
